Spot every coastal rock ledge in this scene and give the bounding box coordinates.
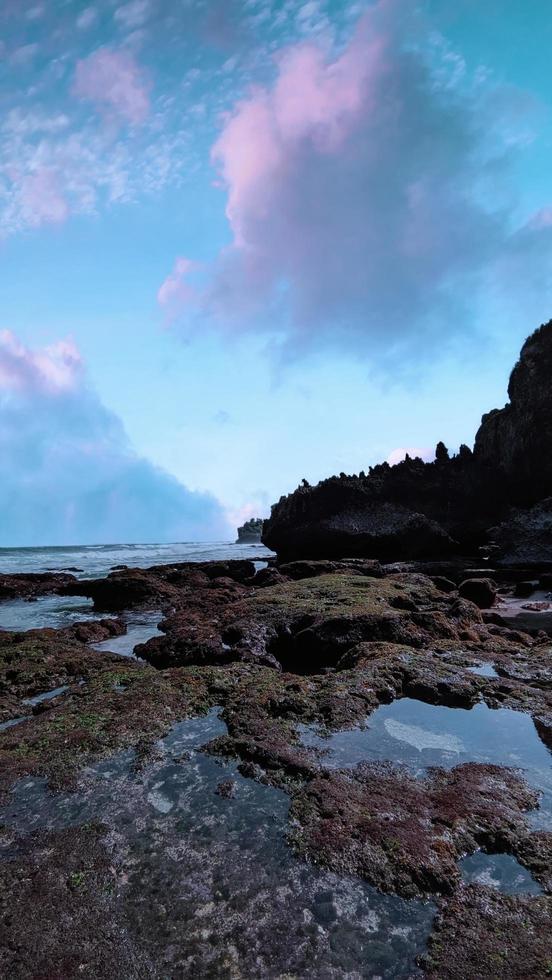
[263,319,552,564]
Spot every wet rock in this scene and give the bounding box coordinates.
[514,831,552,892]
[252,567,289,587]
[0,635,219,795]
[0,731,437,980]
[0,627,126,705]
[422,885,552,979]
[458,578,496,609]
[429,575,457,593]
[0,824,152,980]
[137,572,459,674]
[278,559,383,580]
[215,778,237,799]
[63,568,182,611]
[64,618,126,644]
[3,554,552,973]
[289,762,540,898]
[0,571,77,600]
[64,560,256,612]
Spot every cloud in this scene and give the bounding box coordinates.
[201,0,249,51]
[9,43,39,68]
[18,168,69,228]
[0,332,229,546]
[26,5,44,21]
[226,501,268,530]
[114,0,151,30]
[73,47,150,125]
[0,331,81,393]
[157,257,197,313]
[76,6,98,30]
[162,0,552,363]
[0,104,189,237]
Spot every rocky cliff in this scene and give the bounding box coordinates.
[236,517,264,543]
[474,320,552,503]
[263,319,552,562]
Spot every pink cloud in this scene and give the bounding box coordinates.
[157,257,197,312]
[0,330,82,395]
[18,168,69,228]
[225,501,267,530]
[387,447,435,466]
[165,0,552,363]
[211,30,382,252]
[73,47,150,125]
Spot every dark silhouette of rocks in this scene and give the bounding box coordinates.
[263,319,552,564]
[474,320,552,502]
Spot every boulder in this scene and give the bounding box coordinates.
[458,578,496,609]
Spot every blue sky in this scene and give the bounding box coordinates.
[0,0,550,545]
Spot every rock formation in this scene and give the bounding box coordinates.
[236,517,264,543]
[263,319,552,563]
[474,320,552,502]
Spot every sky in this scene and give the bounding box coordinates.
[0,0,551,546]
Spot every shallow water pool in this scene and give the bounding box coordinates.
[1,708,436,978]
[459,851,543,895]
[90,610,163,658]
[300,698,552,826]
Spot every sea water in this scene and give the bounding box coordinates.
[0,541,273,633]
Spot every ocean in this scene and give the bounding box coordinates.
[0,540,273,578]
[0,540,273,637]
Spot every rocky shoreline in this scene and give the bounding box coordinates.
[262,320,552,565]
[2,323,552,977]
[1,553,552,977]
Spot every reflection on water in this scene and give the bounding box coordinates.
[467,663,499,678]
[460,851,543,895]
[300,699,552,827]
[1,709,435,978]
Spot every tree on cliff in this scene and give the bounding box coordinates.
[435,441,450,464]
